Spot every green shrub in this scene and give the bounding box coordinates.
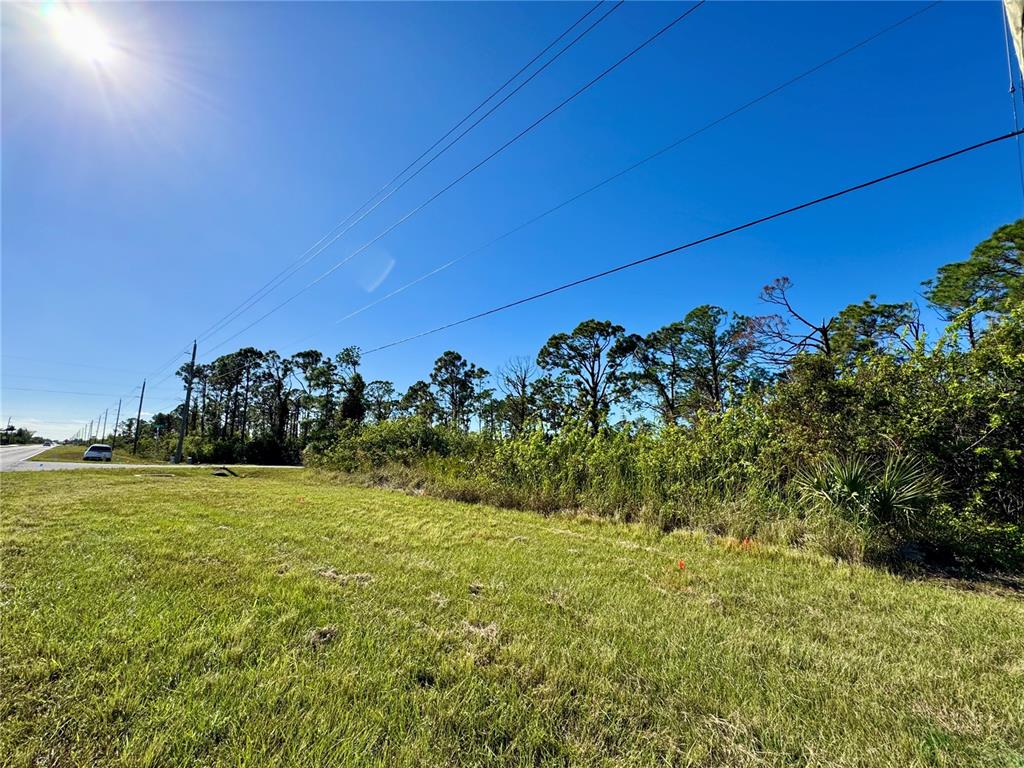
[794,454,943,562]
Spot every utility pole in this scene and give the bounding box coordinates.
[101,408,108,442]
[132,379,146,454]
[174,340,197,464]
[111,399,122,449]
[88,420,93,442]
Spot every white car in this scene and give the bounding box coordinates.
[83,444,113,462]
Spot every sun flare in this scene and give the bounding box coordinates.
[44,5,115,65]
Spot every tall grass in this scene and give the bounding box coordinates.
[307,416,1021,570]
[307,419,846,559]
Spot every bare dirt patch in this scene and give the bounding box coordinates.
[307,625,338,649]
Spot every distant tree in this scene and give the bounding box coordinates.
[150,412,177,438]
[234,347,265,443]
[290,349,323,379]
[530,375,569,434]
[616,324,686,425]
[291,349,336,440]
[209,352,244,437]
[924,219,1023,346]
[119,418,137,442]
[335,346,361,379]
[622,305,757,423]
[496,357,537,434]
[478,396,505,435]
[364,380,397,423]
[831,297,922,361]
[537,319,630,434]
[747,277,834,367]
[257,351,294,444]
[193,363,211,437]
[429,351,489,430]
[399,380,439,423]
[0,426,35,445]
[340,372,367,424]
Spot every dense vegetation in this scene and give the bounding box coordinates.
[0,427,44,446]
[140,220,1021,570]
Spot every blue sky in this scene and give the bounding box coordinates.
[2,1,1021,439]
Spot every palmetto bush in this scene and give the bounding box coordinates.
[795,454,942,553]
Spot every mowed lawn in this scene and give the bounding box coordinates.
[27,444,165,465]
[1,470,1021,767]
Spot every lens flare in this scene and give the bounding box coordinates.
[44,4,115,65]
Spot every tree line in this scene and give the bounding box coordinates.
[126,219,1021,569]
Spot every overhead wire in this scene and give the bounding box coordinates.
[194,1,613,344]
[145,0,942,392]
[199,1,707,356]
[362,129,1024,354]
[18,2,987,424]
[61,7,613,422]
[320,1,942,334]
[47,2,692,411]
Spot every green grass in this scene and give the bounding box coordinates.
[27,443,166,465]
[1,470,1021,767]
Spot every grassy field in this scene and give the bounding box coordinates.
[27,443,165,464]
[1,469,1021,767]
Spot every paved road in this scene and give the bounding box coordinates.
[0,445,302,473]
[0,444,52,471]
[0,444,171,472]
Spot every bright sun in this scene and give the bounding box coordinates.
[45,5,115,65]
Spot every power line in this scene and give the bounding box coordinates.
[34,6,622,419]
[193,1,612,345]
[105,0,935,391]
[212,0,940,369]
[153,0,937,403]
[192,0,934,363]
[143,345,193,382]
[132,2,622,406]
[363,129,1024,354]
[322,0,941,334]
[0,417,91,425]
[200,1,707,356]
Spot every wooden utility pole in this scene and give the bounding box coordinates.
[111,399,122,449]
[174,340,197,464]
[132,379,146,454]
